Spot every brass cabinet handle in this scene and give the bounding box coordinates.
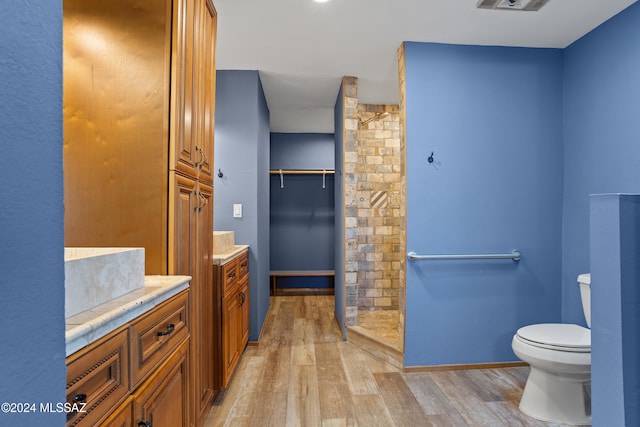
[228,272,236,279]
[139,421,152,427]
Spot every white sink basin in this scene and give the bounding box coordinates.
[65,247,145,318]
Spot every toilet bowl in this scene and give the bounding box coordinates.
[512,274,591,425]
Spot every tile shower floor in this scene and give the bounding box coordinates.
[357,309,401,349]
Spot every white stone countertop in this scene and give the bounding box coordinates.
[65,275,191,356]
[212,245,249,266]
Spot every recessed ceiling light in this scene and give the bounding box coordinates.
[314,0,330,3]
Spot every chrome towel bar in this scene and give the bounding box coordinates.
[407,251,521,262]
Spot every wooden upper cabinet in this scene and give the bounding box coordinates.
[196,0,217,184]
[170,0,198,178]
[171,0,216,184]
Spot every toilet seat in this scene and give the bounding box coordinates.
[516,323,590,353]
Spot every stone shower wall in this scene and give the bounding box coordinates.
[341,76,360,327]
[355,104,403,312]
[341,74,407,337]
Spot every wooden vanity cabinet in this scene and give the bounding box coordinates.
[216,250,250,388]
[65,290,191,427]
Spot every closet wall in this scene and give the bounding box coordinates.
[270,133,335,288]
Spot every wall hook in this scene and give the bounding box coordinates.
[218,168,224,178]
[427,152,434,164]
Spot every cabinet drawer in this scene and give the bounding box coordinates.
[238,251,249,282]
[66,328,129,427]
[222,257,239,296]
[130,290,189,388]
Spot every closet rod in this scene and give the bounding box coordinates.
[269,169,335,175]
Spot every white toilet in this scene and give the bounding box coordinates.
[512,273,591,425]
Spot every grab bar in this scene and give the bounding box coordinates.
[407,251,521,262]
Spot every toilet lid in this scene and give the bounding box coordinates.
[516,323,591,351]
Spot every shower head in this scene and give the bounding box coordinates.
[358,111,389,127]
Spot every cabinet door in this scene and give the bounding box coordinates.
[134,338,190,427]
[169,172,196,276]
[194,0,217,184]
[170,0,198,178]
[222,289,241,387]
[100,398,132,427]
[239,280,250,348]
[194,181,215,422]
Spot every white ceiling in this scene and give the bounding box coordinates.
[214,0,636,133]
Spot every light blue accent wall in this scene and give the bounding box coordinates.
[403,42,564,365]
[562,1,640,325]
[0,2,67,425]
[333,85,346,338]
[270,133,335,170]
[214,70,270,341]
[590,194,640,426]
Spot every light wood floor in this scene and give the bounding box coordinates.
[205,296,577,427]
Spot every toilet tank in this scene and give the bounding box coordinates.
[578,273,591,327]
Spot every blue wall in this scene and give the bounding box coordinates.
[270,133,335,170]
[214,70,270,341]
[270,133,335,276]
[0,2,67,425]
[334,84,346,337]
[562,2,640,325]
[404,43,564,366]
[270,174,335,271]
[590,194,640,426]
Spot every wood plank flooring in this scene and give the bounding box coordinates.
[205,296,578,427]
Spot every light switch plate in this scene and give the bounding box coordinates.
[233,204,243,218]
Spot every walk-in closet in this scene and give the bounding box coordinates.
[269,133,335,295]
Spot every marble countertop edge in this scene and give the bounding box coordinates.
[212,245,249,265]
[65,275,191,356]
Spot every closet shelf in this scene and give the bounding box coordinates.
[269,169,335,175]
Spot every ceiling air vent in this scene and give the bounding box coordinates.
[477,0,549,11]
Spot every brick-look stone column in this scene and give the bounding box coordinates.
[396,42,407,352]
[342,76,360,327]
